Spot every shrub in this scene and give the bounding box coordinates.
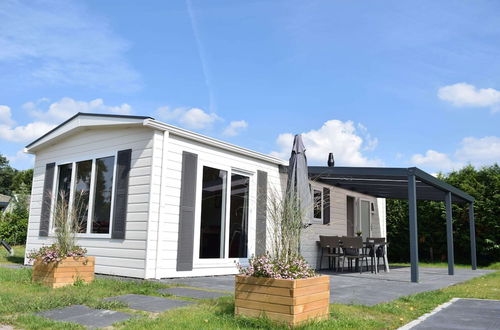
[0,195,29,245]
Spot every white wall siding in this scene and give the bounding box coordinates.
[300,181,384,269]
[25,126,154,278]
[153,134,283,278]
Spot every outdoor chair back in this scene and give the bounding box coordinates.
[319,235,342,249]
[341,236,363,256]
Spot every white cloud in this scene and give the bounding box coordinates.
[270,120,382,166]
[0,0,140,91]
[410,150,461,171]
[156,106,220,130]
[455,136,500,166]
[0,105,15,126]
[223,120,248,137]
[438,83,500,112]
[409,136,500,173]
[26,97,133,123]
[0,121,56,143]
[0,97,134,143]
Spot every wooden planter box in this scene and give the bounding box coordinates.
[235,275,330,326]
[32,256,95,288]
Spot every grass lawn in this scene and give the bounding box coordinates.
[0,245,25,265]
[0,248,498,329]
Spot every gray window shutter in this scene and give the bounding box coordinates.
[176,151,198,271]
[112,149,132,239]
[255,170,268,256]
[323,187,330,225]
[39,162,55,237]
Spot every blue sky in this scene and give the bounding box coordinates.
[1,0,499,173]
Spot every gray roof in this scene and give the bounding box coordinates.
[280,166,474,203]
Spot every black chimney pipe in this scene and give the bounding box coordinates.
[327,153,335,167]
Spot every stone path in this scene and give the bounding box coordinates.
[159,287,230,299]
[37,305,133,328]
[105,294,193,313]
[401,298,500,329]
[160,267,494,306]
[37,289,219,328]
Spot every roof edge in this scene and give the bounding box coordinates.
[25,112,153,149]
[144,119,287,166]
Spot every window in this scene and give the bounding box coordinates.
[53,155,116,235]
[313,189,322,220]
[199,166,251,259]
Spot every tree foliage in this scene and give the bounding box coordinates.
[0,153,32,244]
[387,164,500,266]
[0,154,33,195]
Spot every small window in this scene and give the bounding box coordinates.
[313,189,322,220]
[52,156,116,235]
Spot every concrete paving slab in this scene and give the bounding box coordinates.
[37,305,132,328]
[403,298,500,329]
[159,267,493,306]
[104,294,193,313]
[158,287,230,299]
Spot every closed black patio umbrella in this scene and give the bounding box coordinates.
[286,134,313,224]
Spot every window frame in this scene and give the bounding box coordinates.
[48,151,118,238]
[193,160,255,268]
[312,186,323,223]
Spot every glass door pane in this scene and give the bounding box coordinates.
[199,166,227,258]
[228,174,250,258]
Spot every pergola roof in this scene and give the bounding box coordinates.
[282,166,474,203]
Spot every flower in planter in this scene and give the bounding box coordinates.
[27,244,87,264]
[238,254,316,279]
[356,231,362,237]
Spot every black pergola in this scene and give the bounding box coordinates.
[307,166,477,283]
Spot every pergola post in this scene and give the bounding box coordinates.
[469,202,477,270]
[445,192,454,275]
[408,172,419,283]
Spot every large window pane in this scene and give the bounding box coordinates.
[313,189,322,219]
[74,160,92,233]
[229,174,249,258]
[199,166,227,258]
[91,156,115,234]
[56,163,73,208]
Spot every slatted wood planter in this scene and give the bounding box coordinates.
[32,256,95,288]
[235,275,330,326]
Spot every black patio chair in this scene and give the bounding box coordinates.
[340,236,369,274]
[366,237,388,273]
[319,236,343,271]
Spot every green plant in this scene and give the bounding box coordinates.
[267,189,305,263]
[27,191,88,262]
[0,195,29,245]
[239,188,316,279]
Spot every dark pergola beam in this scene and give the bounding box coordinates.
[408,172,419,283]
[445,192,455,275]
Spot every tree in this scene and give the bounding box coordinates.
[11,169,34,194]
[387,164,500,266]
[0,154,16,195]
